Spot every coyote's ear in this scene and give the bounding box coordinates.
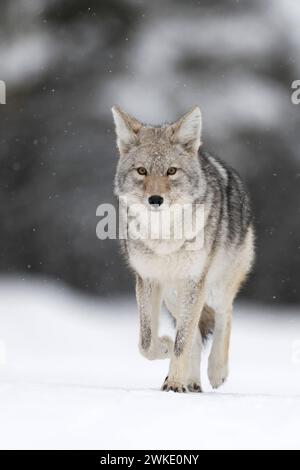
[170,106,202,153]
[111,106,142,155]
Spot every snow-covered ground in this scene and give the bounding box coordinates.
[0,279,299,450]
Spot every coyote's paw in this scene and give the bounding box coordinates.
[187,382,202,393]
[208,360,228,389]
[162,376,187,393]
[139,336,173,360]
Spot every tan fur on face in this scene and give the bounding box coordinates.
[144,175,170,196]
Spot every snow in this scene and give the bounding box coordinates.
[0,279,299,450]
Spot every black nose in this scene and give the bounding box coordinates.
[148,195,164,207]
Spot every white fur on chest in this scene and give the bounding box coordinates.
[123,201,207,282]
[128,242,208,282]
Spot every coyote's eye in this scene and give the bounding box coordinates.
[167,167,177,176]
[136,167,147,176]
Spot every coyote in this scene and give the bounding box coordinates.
[112,105,254,392]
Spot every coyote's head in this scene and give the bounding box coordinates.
[112,106,204,209]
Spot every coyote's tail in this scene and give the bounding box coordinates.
[163,290,215,343]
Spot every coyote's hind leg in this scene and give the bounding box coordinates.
[208,306,232,389]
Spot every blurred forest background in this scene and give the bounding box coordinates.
[0,0,299,305]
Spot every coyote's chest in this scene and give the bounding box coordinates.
[128,239,208,282]
[123,201,207,281]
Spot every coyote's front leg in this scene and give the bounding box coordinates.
[136,276,173,360]
[163,279,205,392]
